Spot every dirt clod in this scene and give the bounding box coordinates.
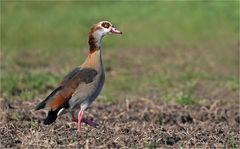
[180,115,193,124]
[162,135,181,146]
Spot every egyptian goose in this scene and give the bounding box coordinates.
[35,21,122,131]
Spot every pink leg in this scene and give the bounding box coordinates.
[77,109,84,132]
[70,110,98,129]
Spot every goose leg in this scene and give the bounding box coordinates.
[70,110,98,129]
[81,118,98,128]
[77,109,84,132]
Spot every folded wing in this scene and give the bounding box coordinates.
[35,67,98,124]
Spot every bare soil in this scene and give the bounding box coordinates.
[0,97,239,148]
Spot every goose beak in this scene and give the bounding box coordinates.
[110,27,122,34]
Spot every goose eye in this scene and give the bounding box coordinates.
[101,22,110,29]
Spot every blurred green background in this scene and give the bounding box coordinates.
[1,1,239,104]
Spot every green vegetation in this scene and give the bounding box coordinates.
[1,74,59,100]
[1,1,238,104]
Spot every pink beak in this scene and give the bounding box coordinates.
[110,27,122,34]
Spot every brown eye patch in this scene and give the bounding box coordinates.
[101,22,111,29]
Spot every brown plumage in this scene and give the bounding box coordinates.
[35,21,122,131]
